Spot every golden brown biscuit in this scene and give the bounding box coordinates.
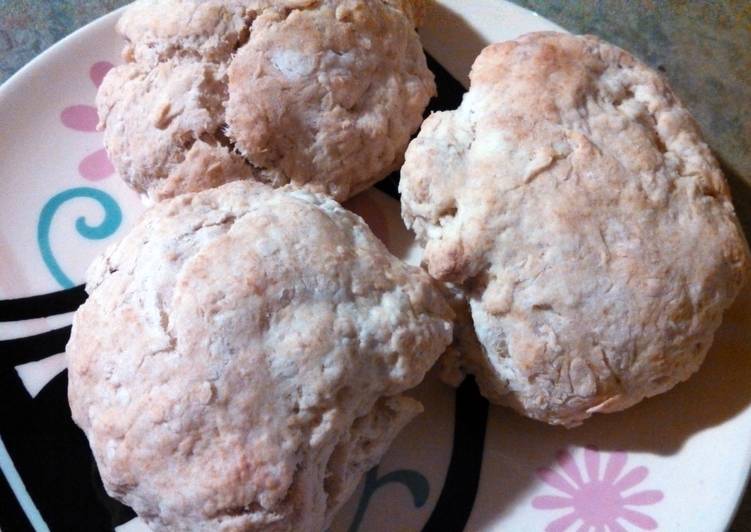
[67,181,453,530]
[400,32,750,427]
[98,0,435,202]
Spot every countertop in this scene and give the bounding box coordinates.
[1,0,750,530]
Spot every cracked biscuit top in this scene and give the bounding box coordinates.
[66,180,453,530]
[98,0,435,202]
[400,32,750,427]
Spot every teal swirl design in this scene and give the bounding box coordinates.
[348,466,429,532]
[37,187,122,288]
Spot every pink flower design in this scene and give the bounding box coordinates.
[60,61,115,181]
[532,446,664,532]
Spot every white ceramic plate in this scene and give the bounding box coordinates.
[1,2,750,531]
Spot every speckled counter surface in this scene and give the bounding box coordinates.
[1,0,750,529]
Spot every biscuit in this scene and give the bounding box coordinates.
[98,0,435,202]
[67,180,453,530]
[400,32,750,427]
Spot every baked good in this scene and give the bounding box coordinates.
[66,180,453,530]
[400,32,750,427]
[97,0,435,202]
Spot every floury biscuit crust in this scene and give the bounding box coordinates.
[67,181,453,530]
[400,32,749,427]
[97,0,435,202]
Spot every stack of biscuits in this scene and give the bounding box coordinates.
[65,1,750,530]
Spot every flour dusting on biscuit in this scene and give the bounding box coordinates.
[67,181,453,530]
[400,32,750,427]
[98,0,435,202]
